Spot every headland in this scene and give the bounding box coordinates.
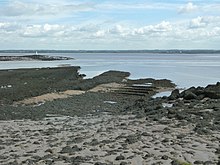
[0,54,73,61]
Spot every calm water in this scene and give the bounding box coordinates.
[0,53,220,88]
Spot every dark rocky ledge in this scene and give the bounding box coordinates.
[1,65,219,135]
[0,66,175,120]
[0,55,74,61]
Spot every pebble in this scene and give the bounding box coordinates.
[161,155,169,160]
[116,155,125,160]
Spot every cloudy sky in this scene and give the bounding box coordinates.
[0,0,220,50]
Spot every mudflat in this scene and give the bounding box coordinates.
[0,66,219,165]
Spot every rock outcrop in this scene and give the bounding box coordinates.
[180,82,220,100]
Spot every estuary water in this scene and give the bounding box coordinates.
[0,53,220,88]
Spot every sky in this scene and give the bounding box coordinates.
[0,0,220,50]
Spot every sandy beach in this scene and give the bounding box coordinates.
[0,112,219,165]
[0,66,219,165]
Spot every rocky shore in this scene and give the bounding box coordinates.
[0,66,219,165]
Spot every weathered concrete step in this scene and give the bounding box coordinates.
[116,91,147,96]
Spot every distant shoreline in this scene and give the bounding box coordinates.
[1,49,220,54]
[0,55,74,61]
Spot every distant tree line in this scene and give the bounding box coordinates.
[0,49,220,54]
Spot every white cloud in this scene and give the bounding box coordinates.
[202,16,220,25]
[94,30,106,37]
[1,1,220,49]
[1,15,220,49]
[189,16,207,28]
[133,21,172,35]
[179,2,198,14]
[189,16,220,29]
[109,25,130,36]
[20,24,66,38]
[97,2,176,10]
[0,1,94,17]
[0,22,21,33]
